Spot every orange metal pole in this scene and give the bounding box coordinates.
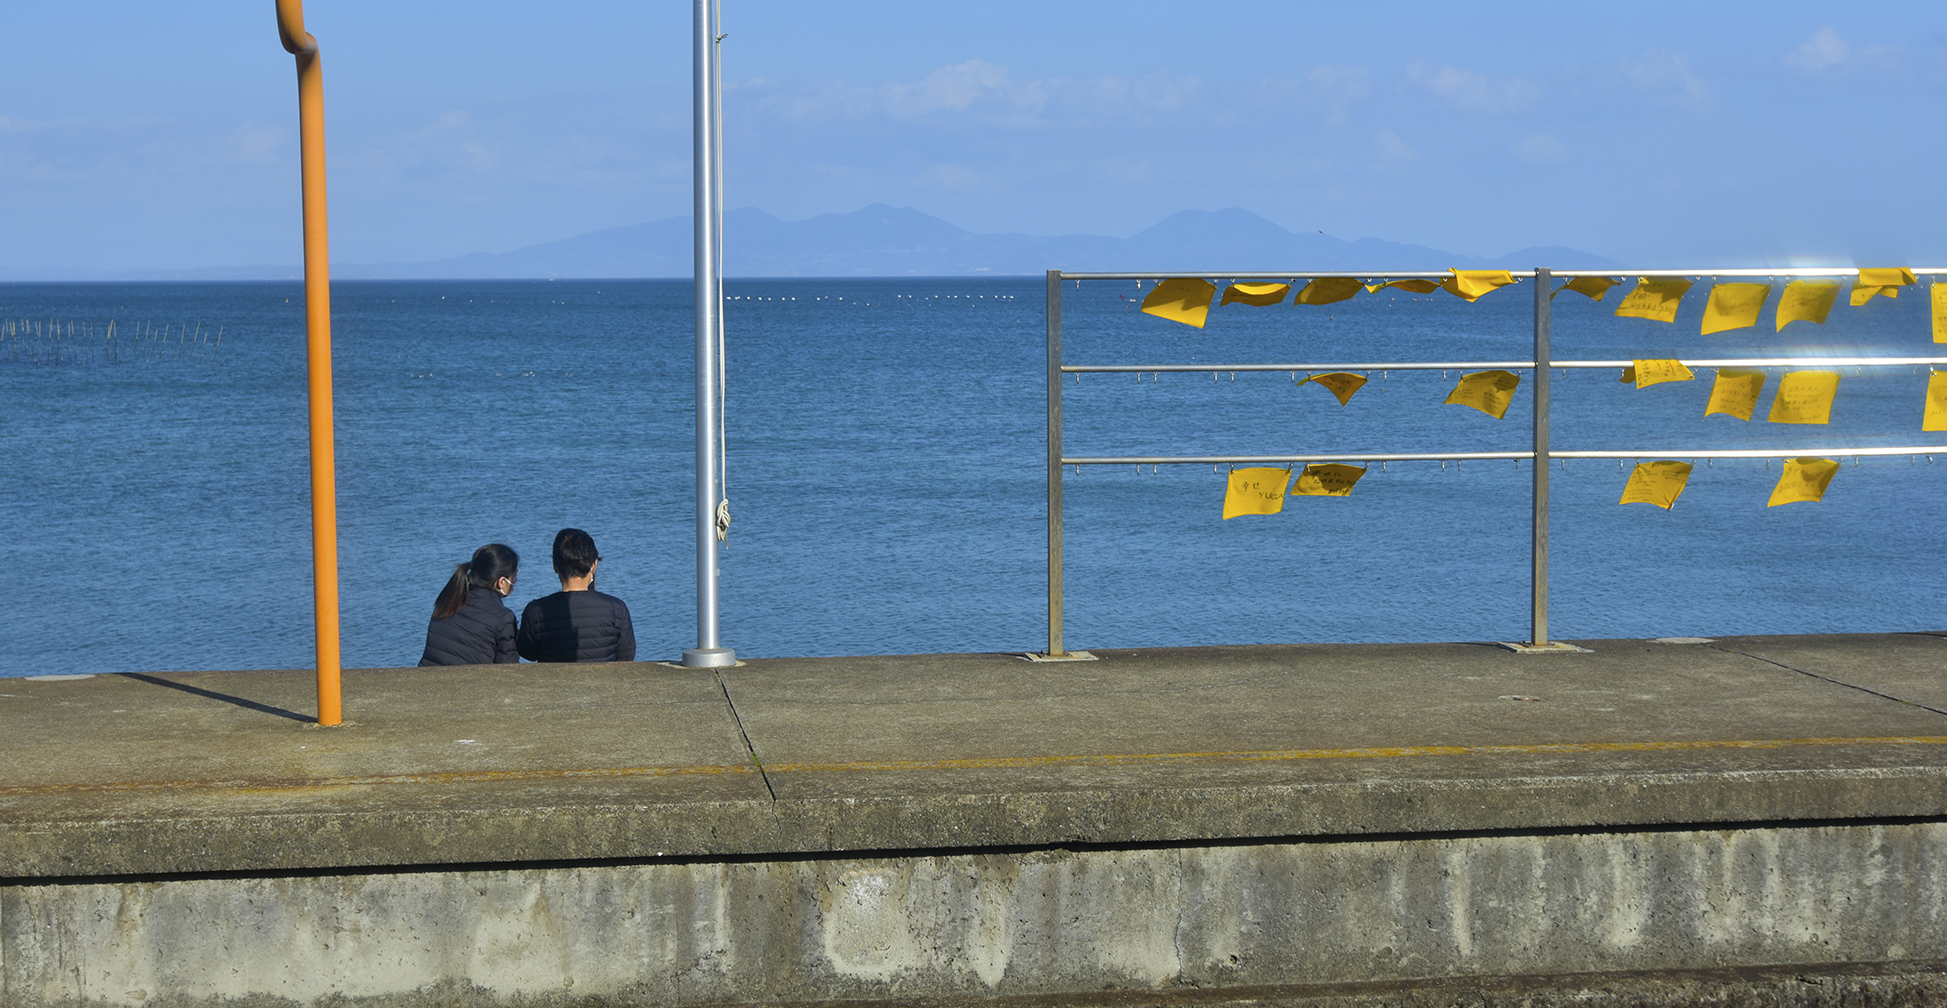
[277,0,342,726]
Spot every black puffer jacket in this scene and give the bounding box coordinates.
[517,590,636,663]
[418,587,518,666]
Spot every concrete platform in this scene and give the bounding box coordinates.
[4,633,1945,878]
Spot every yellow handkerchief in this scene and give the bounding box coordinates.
[1220,282,1291,307]
[1933,284,1947,343]
[1700,283,1770,335]
[1767,370,1840,424]
[1775,280,1840,331]
[1631,359,1695,388]
[1294,278,1364,306]
[1705,369,1766,421]
[1302,371,1368,405]
[1850,267,1917,306]
[1370,278,1441,294]
[1141,278,1218,328]
[1924,371,1947,432]
[1553,276,1620,301]
[1619,461,1694,510]
[1613,278,1693,323]
[1291,463,1368,497]
[1222,467,1291,519]
[1767,458,1839,506]
[1441,270,1517,302]
[1444,370,1522,419]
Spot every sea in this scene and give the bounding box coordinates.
[3,276,1943,677]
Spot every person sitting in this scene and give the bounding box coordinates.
[516,527,636,663]
[418,544,520,666]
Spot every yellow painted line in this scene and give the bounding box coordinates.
[3,735,1944,798]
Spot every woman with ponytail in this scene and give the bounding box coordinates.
[418,543,520,666]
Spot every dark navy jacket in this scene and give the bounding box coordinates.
[517,590,636,663]
[418,587,519,666]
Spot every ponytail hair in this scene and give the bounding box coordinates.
[431,543,519,619]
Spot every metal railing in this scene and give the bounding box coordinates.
[1042,267,1947,658]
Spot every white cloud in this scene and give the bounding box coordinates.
[1783,27,1901,76]
[227,123,283,165]
[1512,132,1570,165]
[1369,130,1419,175]
[1401,60,1539,114]
[1619,49,1710,111]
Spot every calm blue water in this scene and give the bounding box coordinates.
[3,277,1943,676]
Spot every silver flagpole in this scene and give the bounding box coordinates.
[683,0,734,668]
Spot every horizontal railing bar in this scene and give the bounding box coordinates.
[1055,268,1947,281]
[1065,362,1532,373]
[1065,357,1947,375]
[1556,357,1947,369]
[1064,453,1535,465]
[1554,447,1947,460]
[1064,446,1947,466]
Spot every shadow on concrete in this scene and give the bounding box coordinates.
[117,673,312,723]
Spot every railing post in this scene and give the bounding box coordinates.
[1531,267,1552,648]
[1046,270,1065,658]
[276,0,341,726]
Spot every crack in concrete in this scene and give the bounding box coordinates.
[1710,644,1947,718]
[715,672,778,802]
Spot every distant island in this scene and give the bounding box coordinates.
[2,205,1619,282]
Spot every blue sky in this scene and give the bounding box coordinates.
[5,1,1944,271]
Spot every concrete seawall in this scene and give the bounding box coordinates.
[4,634,1946,1006]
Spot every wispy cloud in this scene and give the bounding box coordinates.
[1783,27,1902,76]
[1618,49,1711,112]
[1368,130,1419,175]
[1400,60,1539,114]
[1512,132,1570,165]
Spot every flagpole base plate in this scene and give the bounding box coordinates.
[1020,650,1098,662]
[681,647,738,668]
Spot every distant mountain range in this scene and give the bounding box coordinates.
[1,205,1618,281]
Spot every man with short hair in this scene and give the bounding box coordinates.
[516,528,636,662]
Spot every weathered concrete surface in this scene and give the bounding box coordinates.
[3,635,1947,876]
[3,635,1946,1006]
[5,824,1944,1007]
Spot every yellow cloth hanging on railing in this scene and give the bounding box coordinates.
[1301,371,1368,405]
[1366,278,1442,294]
[1291,463,1368,497]
[1220,282,1291,307]
[1767,370,1840,424]
[1618,461,1693,509]
[1141,278,1217,327]
[1705,369,1766,421]
[1700,283,1771,335]
[1924,371,1947,432]
[1441,270,1517,302]
[1444,369,1521,419]
[1933,284,1947,343]
[1767,457,1839,506]
[1775,280,1840,331]
[1294,277,1363,306]
[1222,467,1291,519]
[1613,278,1693,323]
[1553,276,1620,301]
[1628,359,1695,388]
[1850,267,1917,306]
